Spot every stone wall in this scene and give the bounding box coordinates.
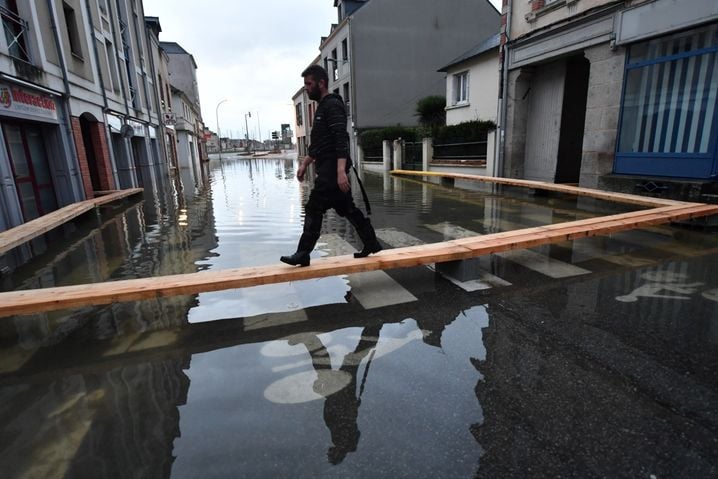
[579,44,626,188]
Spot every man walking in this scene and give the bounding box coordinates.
[281,65,381,267]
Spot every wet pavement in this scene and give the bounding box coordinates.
[0,154,717,478]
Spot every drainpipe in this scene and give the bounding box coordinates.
[45,0,84,201]
[497,0,512,178]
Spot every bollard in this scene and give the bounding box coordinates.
[393,139,403,170]
[382,140,392,171]
[422,137,432,172]
[356,144,364,170]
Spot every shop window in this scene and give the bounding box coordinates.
[616,24,718,178]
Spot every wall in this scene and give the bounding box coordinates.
[512,0,619,40]
[580,44,625,188]
[351,0,500,129]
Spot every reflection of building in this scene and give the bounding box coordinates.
[0,161,219,478]
[499,0,718,199]
[0,0,165,235]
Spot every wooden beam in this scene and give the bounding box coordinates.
[391,170,686,207]
[0,202,715,318]
[0,188,142,255]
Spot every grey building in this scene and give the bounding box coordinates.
[308,0,500,160]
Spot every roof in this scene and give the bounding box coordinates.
[159,41,197,69]
[144,16,161,31]
[437,34,500,72]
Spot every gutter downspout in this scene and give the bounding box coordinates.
[46,0,84,201]
[497,0,512,178]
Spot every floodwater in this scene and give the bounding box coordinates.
[1,154,717,478]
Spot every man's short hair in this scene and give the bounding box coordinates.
[302,64,329,85]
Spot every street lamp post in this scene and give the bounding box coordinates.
[216,99,228,160]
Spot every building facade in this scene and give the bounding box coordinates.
[308,0,500,161]
[438,34,501,175]
[0,0,166,236]
[499,0,718,198]
[160,41,207,167]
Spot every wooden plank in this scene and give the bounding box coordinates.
[0,188,142,255]
[0,202,716,318]
[391,170,687,207]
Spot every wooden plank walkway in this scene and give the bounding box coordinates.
[391,170,685,207]
[0,188,142,255]
[0,201,716,317]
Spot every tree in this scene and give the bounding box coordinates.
[415,96,446,129]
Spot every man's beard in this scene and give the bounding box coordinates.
[307,88,321,101]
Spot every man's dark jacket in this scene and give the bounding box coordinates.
[308,94,351,189]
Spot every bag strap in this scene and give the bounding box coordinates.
[351,165,372,215]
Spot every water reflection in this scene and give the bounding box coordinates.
[1,156,717,477]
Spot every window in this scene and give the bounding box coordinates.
[98,0,108,15]
[342,39,348,62]
[295,103,303,126]
[63,2,83,58]
[343,83,350,115]
[105,39,120,92]
[1,0,31,62]
[615,23,718,178]
[452,71,469,105]
[331,48,338,81]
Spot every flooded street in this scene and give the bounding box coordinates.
[1,155,717,477]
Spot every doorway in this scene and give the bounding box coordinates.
[555,55,590,184]
[1,122,58,221]
[79,113,102,192]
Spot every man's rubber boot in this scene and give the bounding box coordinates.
[353,221,382,258]
[354,239,382,258]
[280,232,317,266]
[280,251,311,266]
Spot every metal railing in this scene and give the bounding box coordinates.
[433,140,487,161]
[1,5,31,63]
[362,146,384,163]
[403,141,423,170]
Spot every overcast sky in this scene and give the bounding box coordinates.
[144,0,502,141]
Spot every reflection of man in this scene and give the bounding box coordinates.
[295,325,382,464]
